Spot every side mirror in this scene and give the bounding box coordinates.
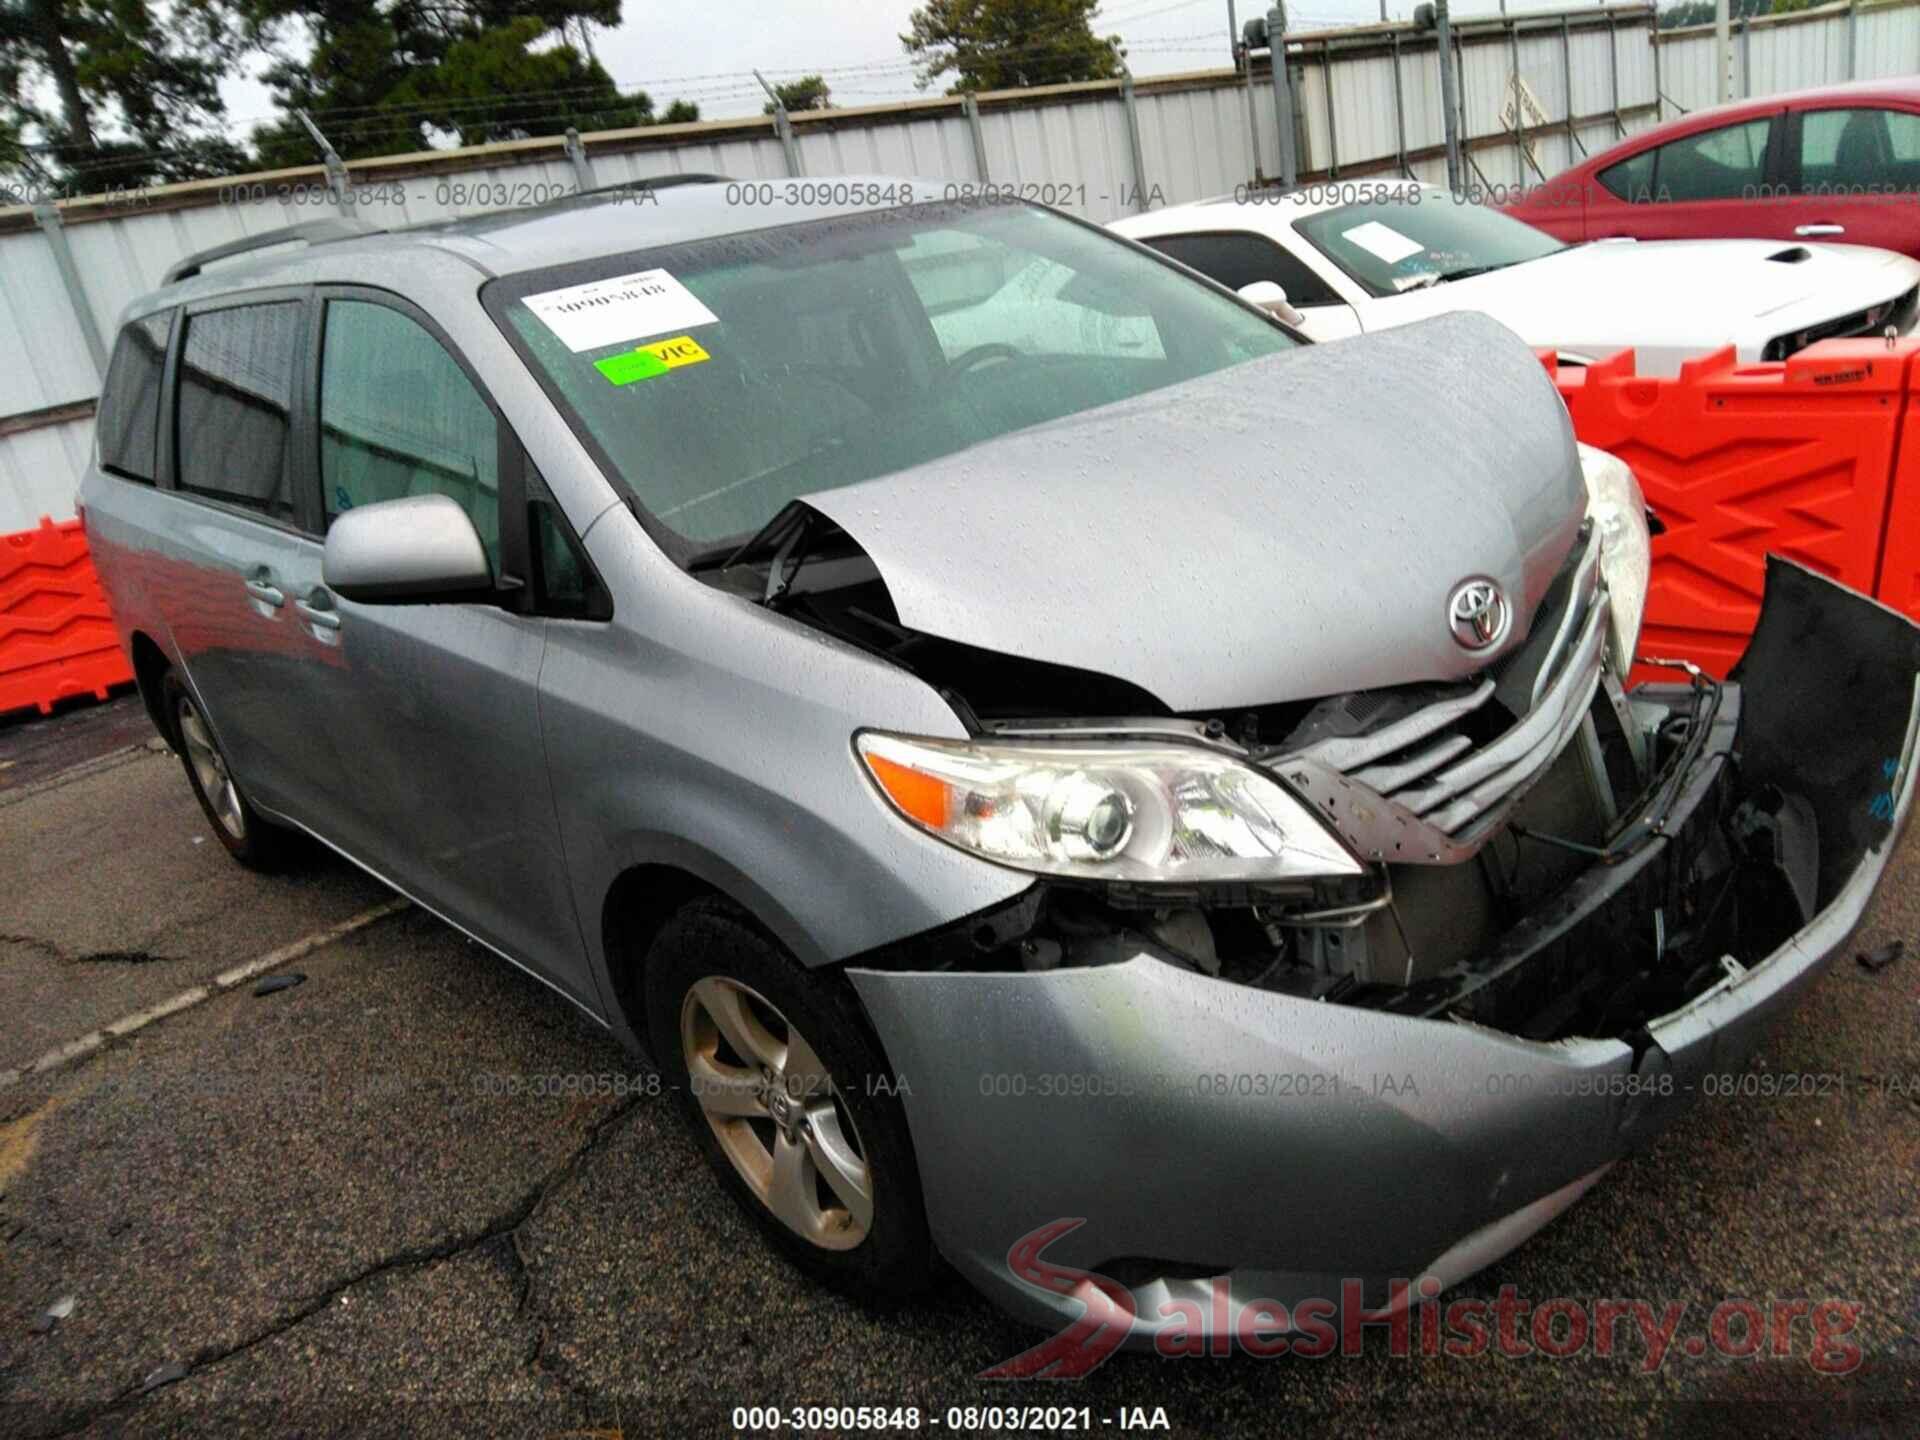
[1238,280,1306,328]
[323,493,494,605]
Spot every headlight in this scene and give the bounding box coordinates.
[1578,442,1651,678]
[856,732,1363,882]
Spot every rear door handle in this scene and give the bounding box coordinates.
[244,578,285,608]
[1795,223,1845,237]
[295,592,341,631]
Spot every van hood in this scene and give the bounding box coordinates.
[800,311,1585,713]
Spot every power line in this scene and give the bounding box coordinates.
[16,14,1233,152]
[1099,0,1218,25]
[14,27,1235,166]
[205,32,1227,136]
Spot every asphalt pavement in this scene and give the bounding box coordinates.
[1,696,1916,1438]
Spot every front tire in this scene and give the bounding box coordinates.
[161,670,294,871]
[645,898,936,1300]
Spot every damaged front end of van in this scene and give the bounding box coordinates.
[835,548,1918,1336]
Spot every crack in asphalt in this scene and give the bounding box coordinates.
[27,1093,645,1439]
[0,933,64,962]
[0,933,179,967]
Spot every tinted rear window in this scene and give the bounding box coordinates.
[97,312,172,483]
[176,302,303,522]
[1649,117,1773,203]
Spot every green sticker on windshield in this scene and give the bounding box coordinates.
[596,348,671,386]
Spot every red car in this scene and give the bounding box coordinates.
[1503,77,1920,258]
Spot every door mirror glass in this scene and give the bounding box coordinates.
[323,493,494,604]
[1237,280,1304,327]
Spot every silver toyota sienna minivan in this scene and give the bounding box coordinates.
[79,178,1920,1342]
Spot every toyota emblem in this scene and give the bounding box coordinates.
[1448,577,1510,652]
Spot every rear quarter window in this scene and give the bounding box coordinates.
[97,312,172,483]
[1597,148,1655,203]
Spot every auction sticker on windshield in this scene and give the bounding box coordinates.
[524,268,720,352]
[594,334,713,386]
[1341,220,1425,265]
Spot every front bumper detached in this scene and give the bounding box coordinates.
[849,559,1920,1338]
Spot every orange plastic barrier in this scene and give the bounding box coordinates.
[1543,338,1920,683]
[0,516,135,719]
[1872,356,1920,624]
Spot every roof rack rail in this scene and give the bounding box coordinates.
[573,173,731,199]
[163,218,384,287]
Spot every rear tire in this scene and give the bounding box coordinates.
[645,897,936,1301]
[160,670,296,871]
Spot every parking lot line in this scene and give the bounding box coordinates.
[0,897,409,1090]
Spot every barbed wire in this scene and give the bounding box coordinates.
[17,25,1233,153]
[11,25,1242,171]
[1099,0,1222,25]
[239,35,1226,135]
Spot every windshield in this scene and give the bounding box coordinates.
[486,199,1297,555]
[1294,191,1565,297]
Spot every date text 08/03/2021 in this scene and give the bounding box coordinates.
[728,1406,1172,1432]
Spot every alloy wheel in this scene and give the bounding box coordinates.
[679,976,873,1250]
[176,695,246,841]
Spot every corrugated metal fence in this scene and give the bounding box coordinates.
[4,0,1916,529]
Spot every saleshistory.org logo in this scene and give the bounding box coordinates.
[979,1220,1865,1379]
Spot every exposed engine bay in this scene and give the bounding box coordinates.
[701,506,1884,1048]
[857,674,1812,1048]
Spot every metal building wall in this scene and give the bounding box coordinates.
[0,413,94,525]
[1,227,102,412]
[1658,0,1920,115]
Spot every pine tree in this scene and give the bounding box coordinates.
[902,0,1124,93]
[1,0,253,188]
[245,0,698,165]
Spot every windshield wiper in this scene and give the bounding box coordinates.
[698,502,804,575]
[691,502,820,607]
[763,512,814,605]
[1432,263,1506,284]
[1402,262,1512,290]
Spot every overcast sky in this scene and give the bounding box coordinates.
[216,0,1591,138]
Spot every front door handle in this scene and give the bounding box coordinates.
[295,592,341,631]
[244,578,285,608]
[1795,223,1845,237]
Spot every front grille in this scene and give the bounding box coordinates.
[1269,528,1611,865]
[1763,283,1920,361]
